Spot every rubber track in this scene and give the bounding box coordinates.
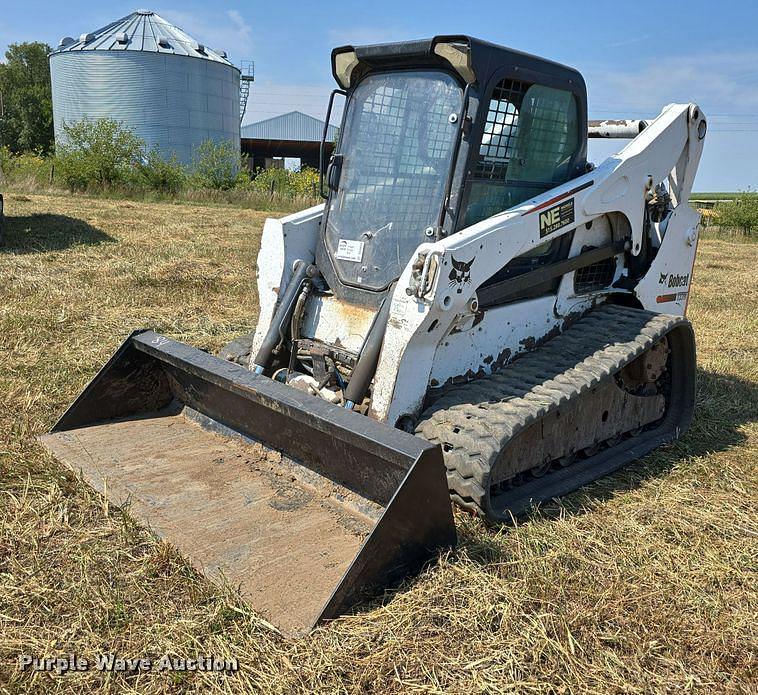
[415,304,692,521]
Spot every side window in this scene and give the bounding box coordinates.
[460,79,580,230]
[477,79,522,182]
[510,84,579,184]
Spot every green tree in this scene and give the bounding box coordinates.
[0,42,54,153]
[716,190,758,236]
[56,117,144,190]
[191,138,245,190]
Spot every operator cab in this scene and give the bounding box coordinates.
[317,36,588,307]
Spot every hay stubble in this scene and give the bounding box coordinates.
[0,193,755,693]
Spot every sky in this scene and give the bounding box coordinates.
[1,0,756,191]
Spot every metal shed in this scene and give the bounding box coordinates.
[50,9,251,164]
[241,111,337,170]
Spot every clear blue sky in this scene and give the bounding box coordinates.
[1,0,756,191]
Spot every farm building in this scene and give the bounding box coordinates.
[49,9,254,164]
[241,111,337,171]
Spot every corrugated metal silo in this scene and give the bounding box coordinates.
[50,9,243,164]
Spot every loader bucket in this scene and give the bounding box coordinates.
[40,330,456,637]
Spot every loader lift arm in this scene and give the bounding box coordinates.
[371,101,706,425]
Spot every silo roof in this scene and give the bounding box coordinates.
[51,9,236,67]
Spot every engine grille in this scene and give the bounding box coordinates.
[574,255,615,294]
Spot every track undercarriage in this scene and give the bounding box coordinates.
[492,336,670,485]
[416,304,696,522]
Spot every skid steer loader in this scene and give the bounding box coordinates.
[41,36,706,636]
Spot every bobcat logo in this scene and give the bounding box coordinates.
[448,256,474,294]
[659,272,668,284]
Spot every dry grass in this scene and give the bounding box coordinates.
[0,192,756,694]
[1,175,319,215]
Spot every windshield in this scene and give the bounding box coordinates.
[324,70,463,291]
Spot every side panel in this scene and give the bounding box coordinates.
[634,204,701,313]
[250,205,323,362]
[428,296,560,386]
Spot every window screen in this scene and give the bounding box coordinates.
[324,71,462,290]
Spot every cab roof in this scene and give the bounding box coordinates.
[331,35,585,94]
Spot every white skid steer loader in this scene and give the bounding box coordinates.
[41,36,706,636]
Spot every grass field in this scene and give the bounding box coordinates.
[691,193,738,201]
[1,192,756,694]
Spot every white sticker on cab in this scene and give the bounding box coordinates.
[335,239,365,262]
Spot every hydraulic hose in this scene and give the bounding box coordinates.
[252,260,311,374]
[344,295,393,409]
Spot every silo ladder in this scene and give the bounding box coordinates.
[240,60,255,122]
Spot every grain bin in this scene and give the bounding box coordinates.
[50,10,245,164]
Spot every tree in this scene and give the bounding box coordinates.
[0,42,54,153]
[716,190,758,236]
[191,138,245,190]
[56,118,144,190]
[137,147,187,194]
